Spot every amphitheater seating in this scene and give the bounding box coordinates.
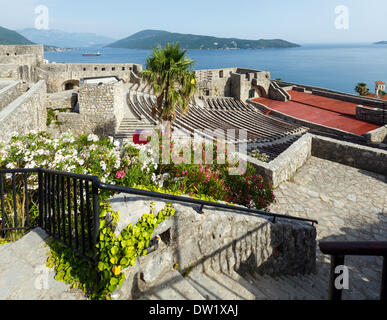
[123,87,308,160]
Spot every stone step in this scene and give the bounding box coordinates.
[137,269,205,300]
[243,273,293,300]
[278,274,326,300]
[184,268,258,300]
[0,228,85,300]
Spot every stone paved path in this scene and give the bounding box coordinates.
[269,157,387,300]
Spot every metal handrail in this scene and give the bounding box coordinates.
[319,241,387,301]
[96,180,318,225]
[1,167,318,277]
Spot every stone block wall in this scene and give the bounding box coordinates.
[363,126,387,143]
[109,194,317,300]
[231,70,271,101]
[0,64,20,79]
[0,80,47,142]
[54,81,125,137]
[311,135,387,175]
[0,80,27,112]
[268,82,290,101]
[0,45,44,64]
[37,63,142,93]
[195,68,236,97]
[248,133,313,187]
[356,105,387,125]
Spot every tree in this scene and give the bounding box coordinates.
[354,83,370,96]
[141,43,197,128]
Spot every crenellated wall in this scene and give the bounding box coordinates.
[37,63,142,93]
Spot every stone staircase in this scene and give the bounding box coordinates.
[114,117,156,140]
[136,266,330,300]
[0,229,85,300]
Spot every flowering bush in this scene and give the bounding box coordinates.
[0,130,275,233]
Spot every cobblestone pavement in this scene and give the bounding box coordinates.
[269,157,387,300]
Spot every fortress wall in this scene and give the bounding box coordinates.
[0,81,28,112]
[195,68,237,97]
[0,45,44,64]
[54,80,125,137]
[0,64,19,79]
[0,80,46,142]
[312,135,387,176]
[38,63,142,92]
[231,71,271,101]
[0,54,38,66]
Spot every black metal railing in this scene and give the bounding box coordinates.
[1,168,318,272]
[319,241,387,301]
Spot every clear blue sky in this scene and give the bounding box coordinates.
[1,0,387,44]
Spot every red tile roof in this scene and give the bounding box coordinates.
[375,81,385,84]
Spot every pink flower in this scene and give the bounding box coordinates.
[116,170,126,179]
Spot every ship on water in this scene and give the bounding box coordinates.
[82,52,101,56]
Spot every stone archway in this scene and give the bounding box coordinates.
[63,80,80,91]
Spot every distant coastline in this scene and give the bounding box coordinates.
[374,41,387,45]
[107,29,301,50]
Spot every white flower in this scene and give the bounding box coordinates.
[87,134,99,143]
[100,161,107,171]
[6,163,15,169]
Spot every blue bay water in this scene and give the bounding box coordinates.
[45,44,387,94]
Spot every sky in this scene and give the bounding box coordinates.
[1,0,386,44]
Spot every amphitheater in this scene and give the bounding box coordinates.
[0,45,386,300]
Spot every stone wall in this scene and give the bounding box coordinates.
[0,45,44,64]
[0,80,47,141]
[0,64,20,79]
[0,80,27,112]
[109,194,317,300]
[248,133,313,187]
[231,70,271,101]
[45,90,78,111]
[55,81,124,137]
[311,135,387,175]
[37,63,142,93]
[363,125,387,143]
[356,105,387,125]
[268,82,290,102]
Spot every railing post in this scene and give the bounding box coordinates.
[329,255,345,301]
[91,179,100,286]
[381,256,387,301]
[38,169,44,228]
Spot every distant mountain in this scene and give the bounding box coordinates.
[0,26,34,45]
[107,30,301,50]
[374,41,387,45]
[18,28,116,48]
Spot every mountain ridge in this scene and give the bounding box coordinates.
[18,28,116,48]
[107,29,301,50]
[0,26,34,45]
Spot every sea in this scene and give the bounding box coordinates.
[45,43,387,94]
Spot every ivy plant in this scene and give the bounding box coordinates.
[47,200,175,300]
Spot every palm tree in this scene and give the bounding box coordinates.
[354,83,370,96]
[141,43,197,130]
